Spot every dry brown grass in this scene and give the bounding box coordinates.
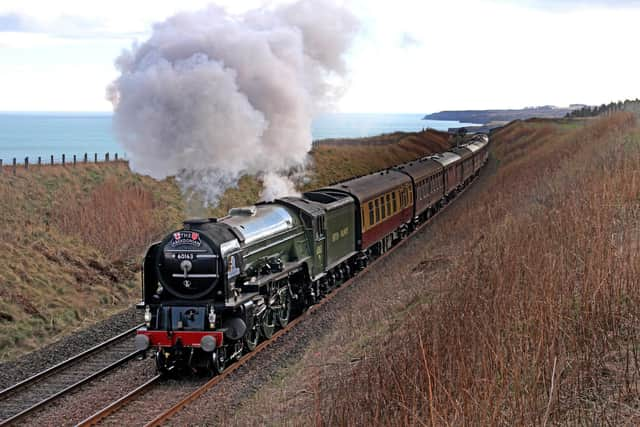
[231,114,640,426]
[55,179,164,260]
[315,113,640,425]
[306,129,451,189]
[0,162,183,361]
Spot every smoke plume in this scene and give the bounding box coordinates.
[108,0,358,206]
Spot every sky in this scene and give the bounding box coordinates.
[0,0,639,113]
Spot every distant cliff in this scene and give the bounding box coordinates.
[424,106,577,125]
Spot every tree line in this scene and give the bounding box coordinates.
[566,99,640,118]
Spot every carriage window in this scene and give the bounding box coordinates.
[374,199,380,223]
[381,196,386,219]
[368,202,374,226]
[392,192,397,212]
[386,194,391,214]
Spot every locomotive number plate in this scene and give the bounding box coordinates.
[175,253,195,260]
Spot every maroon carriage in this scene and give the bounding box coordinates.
[325,170,413,254]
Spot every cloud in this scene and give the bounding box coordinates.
[399,32,422,48]
[0,13,28,31]
[0,12,141,40]
[506,0,640,11]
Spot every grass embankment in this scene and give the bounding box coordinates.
[236,114,640,425]
[307,129,451,189]
[0,163,182,361]
[0,129,450,362]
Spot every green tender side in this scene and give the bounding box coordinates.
[323,197,356,270]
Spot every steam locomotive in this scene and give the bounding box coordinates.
[135,134,490,374]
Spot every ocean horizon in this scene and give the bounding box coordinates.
[0,112,478,164]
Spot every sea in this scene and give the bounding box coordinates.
[0,112,477,164]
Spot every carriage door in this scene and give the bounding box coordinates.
[313,215,327,276]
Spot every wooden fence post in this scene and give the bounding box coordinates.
[13,158,17,175]
[114,153,118,161]
[62,154,66,166]
[105,152,109,162]
[84,153,88,164]
[24,157,29,170]
[0,158,3,172]
[94,153,98,163]
[73,155,77,166]
[51,155,54,165]
[38,157,41,166]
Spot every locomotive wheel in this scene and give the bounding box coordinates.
[277,293,291,328]
[244,324,259,352]
[261,308,275,339]
[212,347,227,375]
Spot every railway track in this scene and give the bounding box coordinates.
[76,168,485,427]
[75,374,164,426]
[0,324,144,426]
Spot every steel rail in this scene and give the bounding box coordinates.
[144,164,488,427]
[75,374,164,427]
[0,323,144,402]
[0,350,142,426]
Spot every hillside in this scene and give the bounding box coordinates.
[0,129,451,362]
[226,114,640,425]
[424,106,577,124]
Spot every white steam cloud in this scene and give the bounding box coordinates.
[108,0,359,206]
